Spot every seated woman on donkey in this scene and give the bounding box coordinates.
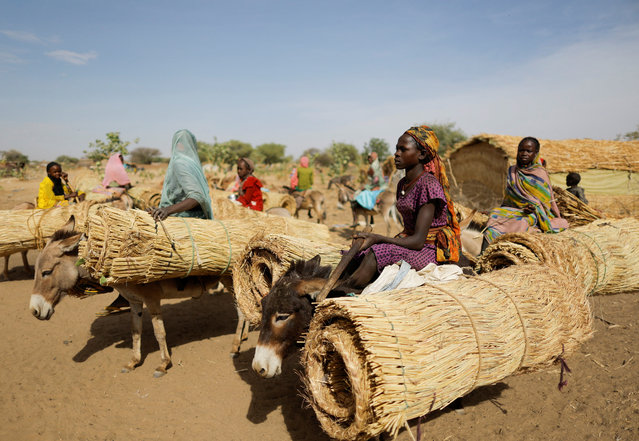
[37,162,86,209]
[341,125,461,290]
[100,129,213,315]
[350,151,388,226]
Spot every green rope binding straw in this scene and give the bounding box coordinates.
[214,219,233,275]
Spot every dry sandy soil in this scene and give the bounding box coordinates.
[0,166,637,441]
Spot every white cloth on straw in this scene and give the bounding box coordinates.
[361,261,463,295]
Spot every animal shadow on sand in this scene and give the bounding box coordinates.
[232,349,331,441]
[408,382,511,430]
[73,289,238,365]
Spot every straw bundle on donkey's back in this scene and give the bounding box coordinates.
[233,233,344,325]
[476,218,639,295]
[301,264,592,441]
[0,201,99,257]
[79,206,331,285]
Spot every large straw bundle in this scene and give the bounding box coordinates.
[0,201,99,257]
[301,264,592,440]
[233,234,344,325]
[263,192,297,215]
[476,218,639,295]
[79,206,331,285]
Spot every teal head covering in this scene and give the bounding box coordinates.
[159,129,213,219]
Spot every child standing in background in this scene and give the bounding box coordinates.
[566,172,588,204]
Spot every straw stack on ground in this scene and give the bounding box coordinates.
[0,201,99,257]
[79,206,331,285]
[301,264,592,441]
[476,218,639,295]
[553,186,603,226]
[233,233,344,325]
[263,192,297,215]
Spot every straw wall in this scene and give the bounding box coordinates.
[233,234,344,325]
[476,218,639,295]
[0,201,99,257]
[301,264,592,440]
[79,206,332,285]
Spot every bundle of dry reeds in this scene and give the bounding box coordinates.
[553,186,603,226]
[79,206,332,284]
[127,185,162,210]
[233,233,344,324]
[0,201,99,257]
[476,218,639,295]
[301,264,592,441]
[263,192,297,215]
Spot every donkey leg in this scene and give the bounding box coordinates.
[147,300,171,377]
[230,307,249,357]
[122,301,144,373]
[21,250,31,274]
[3,255,9,281]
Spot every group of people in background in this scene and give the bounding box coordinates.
[33,126,591,312]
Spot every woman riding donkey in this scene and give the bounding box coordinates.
[341,125,461,290]
[350,151,388,226]
[100,129,213,315]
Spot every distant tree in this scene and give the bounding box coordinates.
[197,139,253,166]
[1,149,29,164]
[615,124,639,141]
[85,132,137,162]
[129,147,162,164]
[425,122,467,154]
[362,138,390,161]
[301,148,321,159]
[328,142,360,174]
[55,155,79,165]
[313,151,333,168]
[255,143,287,164]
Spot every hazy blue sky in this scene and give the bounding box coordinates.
[1,0,638,160]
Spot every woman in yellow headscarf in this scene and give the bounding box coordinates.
[341,126,461,289]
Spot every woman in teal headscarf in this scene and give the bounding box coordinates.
[150,129,213,221]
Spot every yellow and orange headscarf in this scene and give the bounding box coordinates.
[405,126,461,263]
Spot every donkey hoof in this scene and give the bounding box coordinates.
[230,351,239,358]
[121,367,131,374]
[153,369,166,378]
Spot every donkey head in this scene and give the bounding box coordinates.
[30,216,84,320]
[252,255,331,378]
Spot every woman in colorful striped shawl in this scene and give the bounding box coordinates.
[483,136,569,247]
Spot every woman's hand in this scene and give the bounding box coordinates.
[353,232,384,251]
[61,171,69,181]
[148,207,170,221]
[65,191,78,200]
[522,204,536,214]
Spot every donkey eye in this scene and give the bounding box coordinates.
[42,269,53,277]
[275,313,291,322]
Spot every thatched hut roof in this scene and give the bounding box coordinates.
[443,134,639,211]
[446,134,639,173]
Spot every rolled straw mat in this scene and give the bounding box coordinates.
[233,233,344,325]
[79,206,331,285]
[301,264,592,440]
[263,192,297,215]
[0,201,99,257]
[476,218,639,295]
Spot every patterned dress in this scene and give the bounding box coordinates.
[363,172,448,272]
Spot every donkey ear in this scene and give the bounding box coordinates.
[309,254,321,266]
[60,215,76,234]
[59,233,84,254]
[295,278,327,300]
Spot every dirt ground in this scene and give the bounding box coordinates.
[0,166,637,441]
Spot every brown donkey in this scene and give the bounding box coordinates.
[29,216,248,377]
